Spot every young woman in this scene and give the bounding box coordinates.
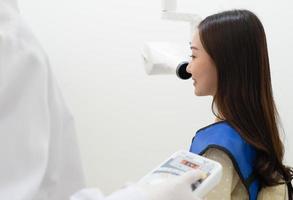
[187,9,293,200]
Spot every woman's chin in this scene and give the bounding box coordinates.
[194,89,209,97]
[194,90,201,96]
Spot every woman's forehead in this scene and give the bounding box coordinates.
[191,30,202,50]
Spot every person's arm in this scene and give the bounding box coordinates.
[71,170,204,200]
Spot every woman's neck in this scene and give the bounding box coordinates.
[215,117,225,122]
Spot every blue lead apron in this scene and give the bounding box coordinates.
[189,121,260,200]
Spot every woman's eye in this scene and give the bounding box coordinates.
[189,55,196,59]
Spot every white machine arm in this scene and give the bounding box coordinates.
[141,0,201,78]
[161,0,201,37]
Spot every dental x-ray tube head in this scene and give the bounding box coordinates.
[141,42,191,79]
[141,0,200,80]
[176,61,191,79]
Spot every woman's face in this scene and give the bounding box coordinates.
[187,30,218,96]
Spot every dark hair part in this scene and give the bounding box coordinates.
[198,9,293,187]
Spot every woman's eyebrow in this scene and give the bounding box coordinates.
[190,46,199,50]
[189,42,199,50]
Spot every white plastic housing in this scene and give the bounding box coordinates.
[141,42,190,75]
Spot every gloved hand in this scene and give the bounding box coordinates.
[138,170,206,200]
[70,170,206,200]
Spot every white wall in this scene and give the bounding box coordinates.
[19,0,293,194]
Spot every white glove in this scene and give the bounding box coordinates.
[70,170,205,200]
[139,170,206,200]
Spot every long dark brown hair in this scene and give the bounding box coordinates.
[198,9,293,188]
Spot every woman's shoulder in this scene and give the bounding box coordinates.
[196,120,242,141]
[196,120,230,133]
[193,120,251,153]
[203,148,234,166]
[194,121,254,153]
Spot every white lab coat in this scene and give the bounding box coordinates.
[0,0,85,199]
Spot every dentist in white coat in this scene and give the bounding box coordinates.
[0,0,84,199]
[0,0,203,199]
